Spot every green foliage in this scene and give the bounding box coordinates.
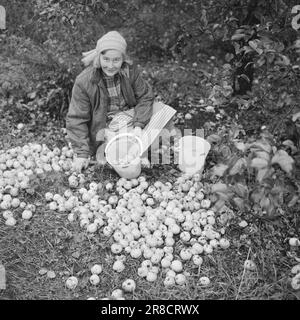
[208,126,299,217]
[2,1,299,83]
[202,63,234,107]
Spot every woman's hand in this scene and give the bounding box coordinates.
[72,157,90,172]
[133,126,143,138]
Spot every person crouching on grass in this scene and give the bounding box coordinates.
[66,30,181,172]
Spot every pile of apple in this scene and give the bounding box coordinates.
[0,143,74,225]
[0,143,232,288]
[9,142,298,293]
[2,143,299,293]
[46,168,232,287]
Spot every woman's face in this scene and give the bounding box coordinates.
[100,49,123,77]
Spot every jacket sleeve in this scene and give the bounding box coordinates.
[131,66,154,128]
[66,79,91,158]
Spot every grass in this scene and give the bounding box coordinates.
[0,206,295,300]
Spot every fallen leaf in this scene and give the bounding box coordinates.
[27,91,37,99]
[72,251,81,259]
[25,188,35,195]
[248,40,263,54]
[39,268,48,275]
[239,220,248,228]
[73,232,85,243]
[47,271,56,279]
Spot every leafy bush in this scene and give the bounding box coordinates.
[207,125,299,217]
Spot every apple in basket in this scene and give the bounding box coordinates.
[107,134,141,167]
[117,149,139,166]
[119,153,135,166]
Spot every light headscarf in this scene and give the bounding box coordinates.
[81,31,127,67]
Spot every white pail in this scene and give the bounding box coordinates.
[178,136,211,175]
[105,133,143,179]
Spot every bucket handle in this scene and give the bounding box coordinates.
[105,132,143,159]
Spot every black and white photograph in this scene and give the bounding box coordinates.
[0,0,300,306]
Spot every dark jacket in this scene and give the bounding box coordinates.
[66,63,154,158]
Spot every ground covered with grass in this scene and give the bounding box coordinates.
[0,58,300,301]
